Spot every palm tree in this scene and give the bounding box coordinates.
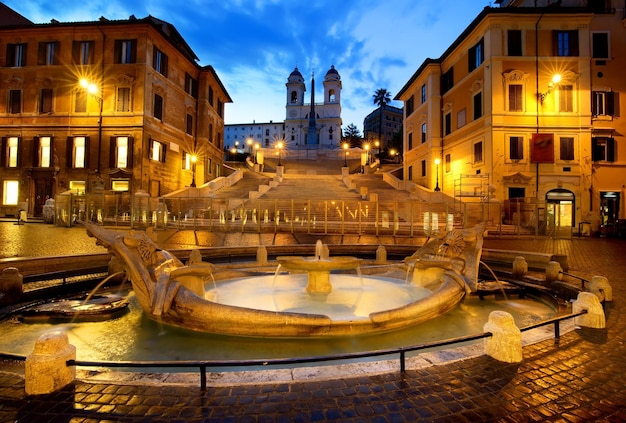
[372,88,391,148]
[372,88,391,107]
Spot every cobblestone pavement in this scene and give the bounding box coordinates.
[1,227,625,421]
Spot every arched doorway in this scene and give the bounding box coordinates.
[545,189,575,238]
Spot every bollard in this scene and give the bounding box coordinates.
[484,311,522,363]
[376,245,387,264]
[589,276,612,302]
[512,256,528,279]
[545,261,563,283]
[573,292,606,329]
[257,245,268,266]
[0,267,23,305]
[25,331,76,395]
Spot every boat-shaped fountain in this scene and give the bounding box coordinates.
[84,222,486,337]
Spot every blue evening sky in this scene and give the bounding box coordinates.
[5,0,494,132]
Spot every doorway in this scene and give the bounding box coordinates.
[33,176,53,217]
[545,189,574,238]
[600,191,620,236]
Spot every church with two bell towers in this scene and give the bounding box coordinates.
[285,65,343,148]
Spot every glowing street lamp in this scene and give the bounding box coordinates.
[276,141,284,166]
[254,143,260,164]
[79,78,103,175]
[434,158,441,192]
[190,154,198,187]
[364,143,370,164]
[246,137,253,155]
[343,142,349,167]
[374,140,380,158]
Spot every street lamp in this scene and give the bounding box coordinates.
[434,158,441,192]
[364,143,370,164]
[190,154,197,187]
[254,143,260,164]
[79,78,103,175]
[276,141,284,166]
[539,73,562,103]
[246,138,253,156]
[343,142,349,167]
[374,140,380,158]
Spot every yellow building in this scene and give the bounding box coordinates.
[0,5,231,218]
[396,1,626,236]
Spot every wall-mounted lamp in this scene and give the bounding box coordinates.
[539,74,562,103]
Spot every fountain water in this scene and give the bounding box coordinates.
[83,222,488,337]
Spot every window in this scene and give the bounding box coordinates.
[182,151,193,170]
[510,136,523,160]
[328,89,336,102]
[117,87,131,112]
[473,92,482,119]
[73,41,94,65]
[40,88,53,113]
[591,32,609,59]
[3,180,19,205]
[38,41,58,65]
[185,73,198,98]
[444,113,451,135]
[153,48,168,76]
[408,132,413,151]
[554,30,579,57]
[468,38,484,72]
[592,137,615,162]
[559,85,573,112]
[115,40,136,64]
[150,139,166,163]
[154,94,163,120]
[421,124,427,144]
[7,89,21,114]
[6,43,27,67]
[421,160,426,177]
[290,91,297,103]
[560,137,574,161]
[457,108,466,128]
[507,30,522,56]
[408,165,413,181]
[592,91,614,116]
[70,136,87,168]
[4,137,20,167]
[508,84,523,112]
[218,99,224,118]
[209,87,214,106]
[406,96,414,115]
[36,136,52,167]
[441,68,454,93]
[110,136,133,168]
[421,85,426,103]
[445,154,451,173]
[186,114,193,135]
[75,90,87,113]
[111,180,129,192]
[208,123,214,143]
[473,141,483,164]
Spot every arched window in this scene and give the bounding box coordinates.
[328,89,335,102]
[291,91,298,103]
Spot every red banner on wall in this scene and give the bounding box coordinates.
[531,133,554,163]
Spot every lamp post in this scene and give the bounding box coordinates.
[276,141,283,166]
[364,143,370,164]
[374,140,380,159]
[190,154,197,187]
[434,158,441,192]
[246,138,253,156]
[254,143,260,164]
[343,142,349,167]
[79,78,103,176]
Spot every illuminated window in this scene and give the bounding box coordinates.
[111,180,129,191]
[73,136,86,168]
[2,180,18,205]
[150,139,166,163]
[6,137,19,167]
[69,181,86,194]
[182,151,192,170]
[116,137,129,168]
[38,136,52,167]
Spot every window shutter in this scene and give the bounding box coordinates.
[607,91,615,116]
[66,137,73,167]
[607,138,615,162]
[162,143,167,163]
[37,43,46,65]
[1,137,6,167]
[109,136,116,168]
[33,136,40,167]
[162,54,169,77]
[114,40,121,64]
[130,40,137,63]
[127,137,134,168]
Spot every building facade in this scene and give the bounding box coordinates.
[0,6,231,218]
[395,0,626,235]
[363,105,404,151]
[224,121,285,151]
[284,66,343,148]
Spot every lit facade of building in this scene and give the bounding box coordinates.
[224,121,285,151]
[363,105,404,151]
[0,6,231,218]
[396,1,626,235]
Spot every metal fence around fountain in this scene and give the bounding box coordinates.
[0,310,587,391]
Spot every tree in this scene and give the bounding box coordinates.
[372,88,391,107]
[343,123,362,148]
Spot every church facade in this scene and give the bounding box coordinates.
[284,66,343,148]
